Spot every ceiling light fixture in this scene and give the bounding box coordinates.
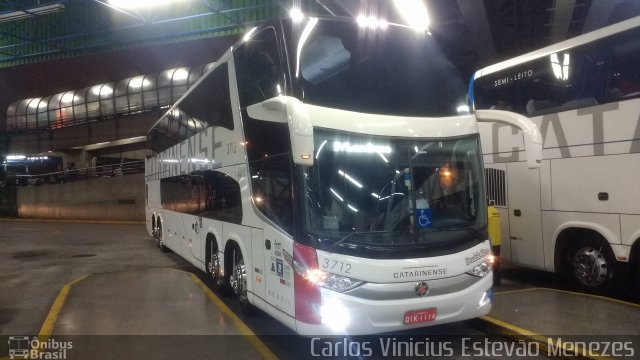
[0,3,65,23]
[393,0,430,32]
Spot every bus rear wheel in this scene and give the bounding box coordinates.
[207,239,221,282]
[567,240,615,290]
[156,222,169,253]
[229,247,255,315]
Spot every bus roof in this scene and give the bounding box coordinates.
[473,15,640,80]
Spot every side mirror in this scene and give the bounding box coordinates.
[475,109,542,169]
[246,96,314,165]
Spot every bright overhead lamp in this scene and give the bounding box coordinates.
[289,7,304,22]
[356,15,389,30]
[60,93,78,104]
[393,0,430,32]
[171,68,189,81]
[91,85,113,97]
[27,98,42,109]
[129,76,151,89]
[0,3,65,23]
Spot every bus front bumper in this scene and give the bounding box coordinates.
[295,272,493,336]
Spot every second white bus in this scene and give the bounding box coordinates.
[473,15,640,291]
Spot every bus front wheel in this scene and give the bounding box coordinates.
[567,239,616,290]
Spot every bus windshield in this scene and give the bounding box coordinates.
[298,130,486,252]
[289,18,469,117]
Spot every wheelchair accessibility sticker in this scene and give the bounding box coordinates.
[415,209,433,229]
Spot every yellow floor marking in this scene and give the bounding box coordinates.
[9,275,90,360]
[187,272,279,360]
[496,286,640,309]
[28,269,277,360]
[534,287,640,309]
[481,314,546,340]
[489,287,638,359]
[38,275,89,336]
[482,315,613,360]
[0,218,145,225]
[494,287,540,295]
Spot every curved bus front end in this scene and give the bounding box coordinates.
[241,17,498,335]
[247,98,495,335]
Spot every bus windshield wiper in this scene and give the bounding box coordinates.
[448,227,485,240]
[332,231,396,249]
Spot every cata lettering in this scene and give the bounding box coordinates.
[491,103,639,162]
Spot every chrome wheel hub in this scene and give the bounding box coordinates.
[208,251,220,279]
[154,226,161,244]
[230,256,246,297]
[573,246,608,287]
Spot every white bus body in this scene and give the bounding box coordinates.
[145,16,541,336]
[473,16,640,290]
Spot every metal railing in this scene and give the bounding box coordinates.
[8,160,145,186]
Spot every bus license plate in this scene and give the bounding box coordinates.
[403,308,437,325]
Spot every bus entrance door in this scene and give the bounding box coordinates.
[507,161,545,270]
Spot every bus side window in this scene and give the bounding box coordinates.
[160,171,242,224]
[608,28,640,101]
[200,170,243,224]
[179,63,233,130]
[234,27,284,108]
[147,63,233,153]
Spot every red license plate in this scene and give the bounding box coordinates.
[403,308,437,325]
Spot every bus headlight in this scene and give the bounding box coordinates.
[320,297,351,331]
[322,272,364,292]
[293,259,364,292]
[467,261,491,278]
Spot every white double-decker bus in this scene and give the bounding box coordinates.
[145,15,541,335]
[473,16,640,290]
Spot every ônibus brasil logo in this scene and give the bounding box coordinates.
[8,336,72,359]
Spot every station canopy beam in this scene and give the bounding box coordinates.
[0,0,279,68]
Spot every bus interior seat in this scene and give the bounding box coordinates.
[525,99,556,115]
[557,97,598,112]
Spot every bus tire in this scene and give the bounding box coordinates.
[206,236,221,282]
[630,241,640,291]
[229,245,255,315]
[634,259,640,291]
[151,215,156,238]
[566,238,616,291]
[157,221,169,253]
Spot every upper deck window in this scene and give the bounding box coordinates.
[147,63,232,153]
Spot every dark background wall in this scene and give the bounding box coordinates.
[16,173,145,221]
